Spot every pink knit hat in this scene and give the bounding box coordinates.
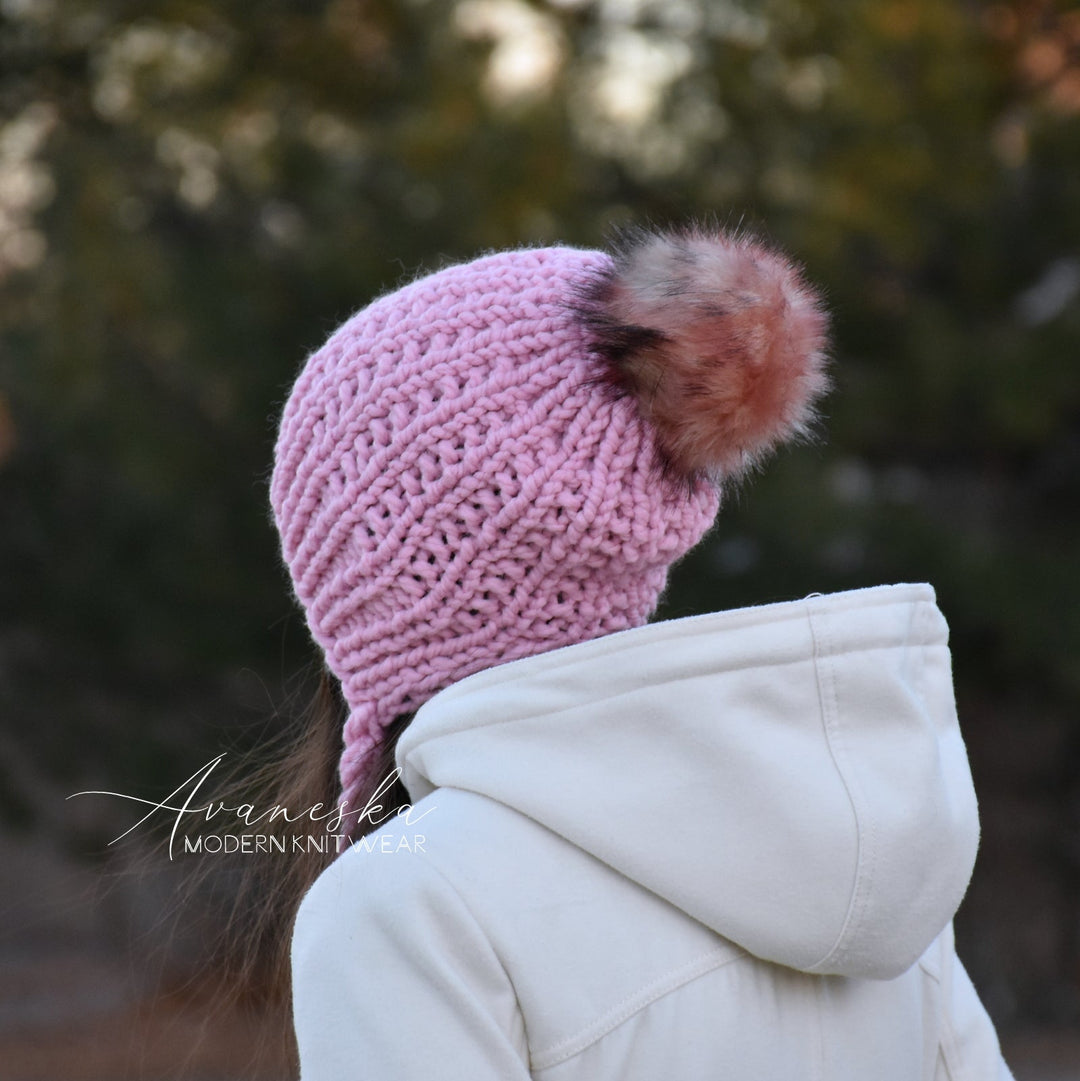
[270,226,829,815]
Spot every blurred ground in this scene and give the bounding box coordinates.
[0,827,293,1081]
[0,963,292,1081]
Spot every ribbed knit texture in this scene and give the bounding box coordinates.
[271,247,719,812]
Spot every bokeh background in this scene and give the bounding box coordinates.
[1,0,1079,1078]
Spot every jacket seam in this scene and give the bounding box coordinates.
[529,944,745,1071]
[412,854,534,1058]
[933,924,964,1081]
[918,957,943,984]
[938,1013,964,1081]
[804,602,877,973]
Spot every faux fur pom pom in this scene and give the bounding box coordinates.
[579,225,830,483]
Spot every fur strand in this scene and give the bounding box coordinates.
[579,224,831,482]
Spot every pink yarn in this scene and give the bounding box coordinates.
[270,246,720,814]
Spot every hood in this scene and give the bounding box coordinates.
[395,582,980,981]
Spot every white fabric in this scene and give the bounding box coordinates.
[292,582,1014,1079]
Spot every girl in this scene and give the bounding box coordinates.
[269,224,1013,1079]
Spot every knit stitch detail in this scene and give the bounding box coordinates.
[271,247,721,807]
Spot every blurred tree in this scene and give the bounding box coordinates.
[1,0,1078,1026]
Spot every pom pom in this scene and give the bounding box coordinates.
[578,224,831,483]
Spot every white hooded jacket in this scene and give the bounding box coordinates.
[291,582,1014,1079]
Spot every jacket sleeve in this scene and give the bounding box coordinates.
[291,848,532,1080]
[936,924,1015,1081]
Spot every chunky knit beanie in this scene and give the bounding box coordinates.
[270,225,829,815]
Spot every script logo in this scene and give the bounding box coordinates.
[68,754,434,859]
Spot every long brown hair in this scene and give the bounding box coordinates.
[194,667,414,1009]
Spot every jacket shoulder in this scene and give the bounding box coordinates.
[368,788,747,1065]
[291,800,532,1079]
